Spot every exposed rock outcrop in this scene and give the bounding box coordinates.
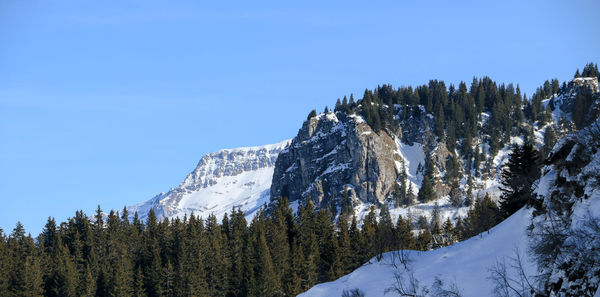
[270,106,435,208]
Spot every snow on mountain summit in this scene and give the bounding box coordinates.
[127,140,291,222]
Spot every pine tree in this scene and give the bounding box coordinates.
[464,194,500,237]
[418,177,435,203]
[375,205,393,261]
[543,125,556,158]
[204,214,226,296]
[453,217,465,241]
[105,210,133,297]
[406,183,416,206]
[416,215,429,230]
[54,242,78,297]
[335,216,352,274]
[572,90,595,129]
[160,259,175,297]
[282,238,302,296]
[360,207,377,262]
[397,162,408,207]
[340,188,353,217]
[479,194,500,232]
[430,202,441,229]
[269,199,291,284]
[258,224,281,297]
[348,216,362,269]
[499,144,541,218]
[395,216,415,250]
[449,182,463,207]
[226,208,247,297]
[297,199,319,289]
[0,228,8,296]
[143,209,162,297]
[82,264,96,297]
[416,228,433,251]
[133,267,145,297]
[7,222,44,296]
[442,217,454,245]
[314,209,336,282]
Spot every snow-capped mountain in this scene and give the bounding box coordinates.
[127,140,290,221]
[126,77,599,231]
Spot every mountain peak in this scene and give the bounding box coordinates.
[127,139,291,221]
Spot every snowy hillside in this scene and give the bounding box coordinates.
[302,193,600,296]
[300,118,600,297]
[127,140,290,221]
[299,208,536,297]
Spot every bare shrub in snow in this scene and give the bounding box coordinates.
[341,288,365,297]
[386,252,462,297]
[488,248,540,297]
[390,249,412,270]
[430,277,462,297]
[385,270,428,297]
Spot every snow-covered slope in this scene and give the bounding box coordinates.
[127,140,290,221]
[529,118,600,296]
[301,118,600,297]
[299,208,536,297]
[302,194,599,296]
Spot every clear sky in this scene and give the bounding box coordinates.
[1,1,599,235]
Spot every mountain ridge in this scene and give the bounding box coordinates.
[124,75,599,228]
[126,139,291,221]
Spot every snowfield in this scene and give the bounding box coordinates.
[300,208,536,297]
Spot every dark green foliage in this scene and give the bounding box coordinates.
[418,176,435,203]
[543,125,556,158]
[464,194,501,237]
[445,154,461,183]
[0,198,508,297]
[581,62,599,78]
[499,144,541,218]
[5,222,44,296]
[572,88,596,129]
[315,66,593,171]
[416,228,433,251]
[394,216,415,250]
[375,205,393,261]
[449,182,463,208]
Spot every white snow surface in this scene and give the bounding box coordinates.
[127,140,291,221]
[300,208,536,297]
[394,139,425,192]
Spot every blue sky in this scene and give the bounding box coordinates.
[1,1,599,234]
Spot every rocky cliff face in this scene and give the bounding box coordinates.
[530,117,600,296]
[124,77,599,227]
[548,76,600,117]
[270,106,434,208]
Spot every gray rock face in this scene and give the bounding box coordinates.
[549,77,600,114]
[270,106,434,207]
